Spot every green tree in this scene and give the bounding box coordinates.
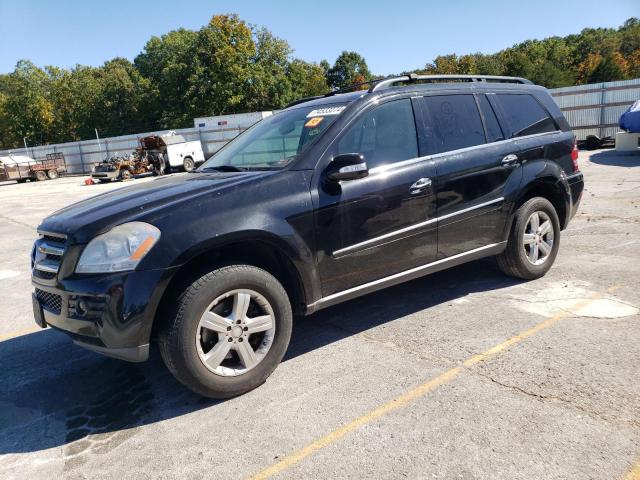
[243,27,293,111]
[287,59,329,100]
[135,28,199,127]
[95,58,159,136]
[0,60,54,148]
[326,51,372,90]
[588,52,627,83]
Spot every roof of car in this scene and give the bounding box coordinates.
[284,76,543,111]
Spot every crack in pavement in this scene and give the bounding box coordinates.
[475,370,640,429]
[0,214,37,231]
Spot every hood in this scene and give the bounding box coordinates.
[39,171,273,243]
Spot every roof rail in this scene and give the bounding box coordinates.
[369,73,533,92]
[284,95,325,108]
[285,77,387,108]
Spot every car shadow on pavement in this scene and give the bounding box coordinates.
[0,258,521,455]
[588,150,640,167]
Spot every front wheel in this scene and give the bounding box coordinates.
[497,197,561,280]
[159,265,292,398]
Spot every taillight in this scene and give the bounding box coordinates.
[571,137,579,172]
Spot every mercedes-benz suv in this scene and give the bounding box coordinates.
[31,74,584,398]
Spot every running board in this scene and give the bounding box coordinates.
[306,242,506,313]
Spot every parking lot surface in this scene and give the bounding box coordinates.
[1,151,639,480]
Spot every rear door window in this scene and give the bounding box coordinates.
[421,95,485,153]
[495,94,557,138]
[337,98,419,169]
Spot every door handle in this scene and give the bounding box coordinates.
[501,153,519,165]
[410,177,432,193]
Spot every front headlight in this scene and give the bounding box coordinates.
[76,222,161,273]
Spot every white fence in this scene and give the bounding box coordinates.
[550,78,640,141]
[2,78,639,169]
[0,124,256,175]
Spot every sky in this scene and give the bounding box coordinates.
[0,0,638,75]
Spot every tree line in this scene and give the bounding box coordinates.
[0,15,638,150]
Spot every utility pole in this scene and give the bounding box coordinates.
[95,129,102,155]
[23,137,30,158]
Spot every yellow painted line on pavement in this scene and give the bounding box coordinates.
[624,460,640,480]
[0,326,43,342]
[249,285,620,480]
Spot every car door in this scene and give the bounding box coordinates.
[313,97,438,296]
[418,93,523,258]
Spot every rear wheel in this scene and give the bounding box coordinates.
[159,265,292,398]
[47,169,59,180]
[497,197,561,280]
[119,169,132,181]
[35,171,47,181]
[183,156,195,172]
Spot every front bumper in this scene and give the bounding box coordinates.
[32,267,175,362]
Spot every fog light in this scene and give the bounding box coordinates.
[77,299,88,316]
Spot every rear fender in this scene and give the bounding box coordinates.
[503,159,571,240]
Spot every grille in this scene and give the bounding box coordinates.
[33,269,57,280]
[33,231,67,282]
[35,289,62,314]
[42,233,67,243]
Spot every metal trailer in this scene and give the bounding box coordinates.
[0,153,67,183]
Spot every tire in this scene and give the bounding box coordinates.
[183,156,195,172]
[16,178,27,184]
[35,171,47,181]
[119,169,132,181]
[47,169,59,180]
[158,265,293,399]
[497,197,561,280]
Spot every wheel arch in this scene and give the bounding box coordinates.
[150,232,315,342]
[508,175,569,238]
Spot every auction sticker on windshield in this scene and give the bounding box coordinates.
[307,106,346,117]
[305,117,324,128]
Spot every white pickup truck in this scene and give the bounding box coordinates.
[140,133,205,173]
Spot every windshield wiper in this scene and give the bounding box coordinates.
[199,165,248,173]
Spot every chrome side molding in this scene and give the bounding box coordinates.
[309,242,506,313]
[332,197,504,258]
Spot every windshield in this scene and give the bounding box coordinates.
[199,103,347,171]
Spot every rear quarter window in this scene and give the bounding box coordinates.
[494,93,558,138]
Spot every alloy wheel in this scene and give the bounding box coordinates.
[523,211,554,265]
[195,289,276,376]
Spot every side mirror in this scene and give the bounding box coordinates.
[326,153,369,182]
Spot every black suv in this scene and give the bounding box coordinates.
[31,74,584,398]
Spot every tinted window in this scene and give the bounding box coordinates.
[478,95,504,142]
[422,95,485,153]
[337,99,418,169]
[496,94,557,138]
